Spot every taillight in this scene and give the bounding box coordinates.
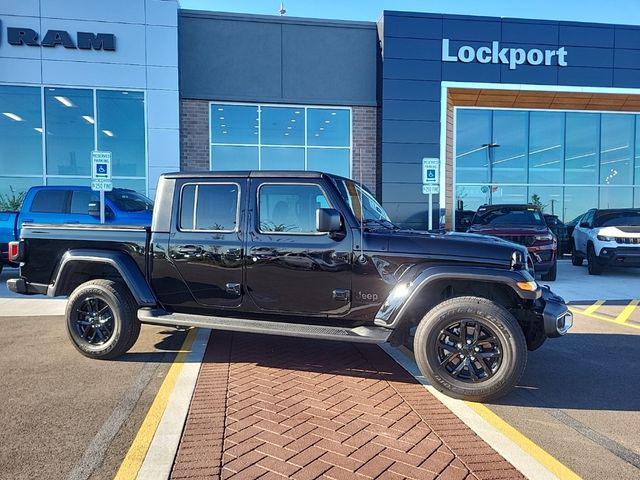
[8,241,21,262]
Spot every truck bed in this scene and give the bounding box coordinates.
[19,223,149,286]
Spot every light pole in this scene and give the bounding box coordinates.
[482,143,500,204]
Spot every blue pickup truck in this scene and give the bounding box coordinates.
[0,186,153,273]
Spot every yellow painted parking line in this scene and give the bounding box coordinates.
[114,328,198,480]
[465,401,582,480]
[570,306,640,331]
[582,300,605,315]
[614,299,639,324]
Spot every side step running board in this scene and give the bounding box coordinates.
[138,308,392,344]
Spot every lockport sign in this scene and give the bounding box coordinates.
[442,39,568,70]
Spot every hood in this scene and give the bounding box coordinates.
[598,225,640,237]
[467,224,548,235]
[366,228,528,265]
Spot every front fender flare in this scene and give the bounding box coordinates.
[374,265,539,330]
[47,249,156,306]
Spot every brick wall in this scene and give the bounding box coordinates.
[179,101,381,196]
[351,106,380,197]
[180,99,210,171]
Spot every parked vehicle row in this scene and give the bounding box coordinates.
[572,208,640,275]
[0,186,153,273]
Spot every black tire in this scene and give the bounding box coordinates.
[541,260,557,281]
[413,296,527,402]
[65,280,141,359]
[587,244,603,275]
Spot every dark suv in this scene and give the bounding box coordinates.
[468,204,558,281]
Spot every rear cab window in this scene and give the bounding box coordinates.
[179,183,240,232]
[29,190,69,213]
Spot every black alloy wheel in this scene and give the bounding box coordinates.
[587,244,603,275]
[437,320,502,383]
[72,297,115,346]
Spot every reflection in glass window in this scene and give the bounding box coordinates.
[308,109,350,147]
[308,148,350,178]
[211,146,258,171]
[455,109,491,184]
[0,177,40,199]
[492,111,528,184]
[528,186,563,217]
[600,187,633,209]
[491,185,527,205]
[261,107,304,145]
[45,88,94,176]
[211,104,258,144]
[600,114,633,186]
[180,183,239,231]
[529,112,564,185]
[565,113,599,185]
[97,90,145,177]
[564,187,595,222]
[261,147,305,170]
[259,184,329,233]
[455,185,490,213]
[0,86,42,176]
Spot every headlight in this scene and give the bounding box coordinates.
[535,234,553,241]
[597,235,613,241]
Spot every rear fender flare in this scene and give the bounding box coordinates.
[374,265,539,330]
[48,249,156,306]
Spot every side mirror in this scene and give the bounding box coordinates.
[316,208,341,233]
[579,222,590,228]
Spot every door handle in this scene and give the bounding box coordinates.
[177,246,200,254]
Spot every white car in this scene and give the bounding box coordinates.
[572,208,640,275]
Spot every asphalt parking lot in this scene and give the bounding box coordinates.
[1,264,639,479]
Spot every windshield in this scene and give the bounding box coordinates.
[333,178,390,223]
[594,209,640,227]
[106,190,153,212]
[472,206,545,226]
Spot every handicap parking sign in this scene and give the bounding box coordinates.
[91,151,112,180]
[426,168,436,180]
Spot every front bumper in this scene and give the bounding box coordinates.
[598,246,640,267]
[537,286,573,337]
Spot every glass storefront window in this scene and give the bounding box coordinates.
[600,114,634,186]
[307,148,350,178]
[600,187,633,209]
[210,103,351,177]
[45,88,94,176]
[565,112,599,185]
[0,177,41,199]
[211,146,258,171]
[529,112,564,185]
[456,108,640,221]
[455,109,491,184]
[0,86,42,176]
[211,104,259,144]
[492,111,528,184]
[261,107,304,146]
[97,90,145,177]
[308,108,350,147]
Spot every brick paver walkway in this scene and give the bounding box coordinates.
[171,331,523,480]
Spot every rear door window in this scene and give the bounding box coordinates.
[70,191,99,214]
[29,190,69,213]
[179,183,240,231]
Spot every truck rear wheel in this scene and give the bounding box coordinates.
[65,280,141,360]
[413,296,527,402]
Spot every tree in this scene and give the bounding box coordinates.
[0,186,26,211]
[530,194,548,212]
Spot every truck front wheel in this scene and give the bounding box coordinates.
[65,280,141,360]
[413,296,527,402]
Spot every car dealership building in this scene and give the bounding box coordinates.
[2,0,640,228]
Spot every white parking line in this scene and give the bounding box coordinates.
[380,344,579,480]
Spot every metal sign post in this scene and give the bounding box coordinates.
[422,158,440,231]
[91,151,112,224]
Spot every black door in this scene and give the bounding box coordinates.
[168,180,245,308]
[245,181,352,315]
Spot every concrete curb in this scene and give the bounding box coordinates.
[136,328,211,480]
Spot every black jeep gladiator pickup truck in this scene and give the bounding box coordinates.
[7,171,572,401]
